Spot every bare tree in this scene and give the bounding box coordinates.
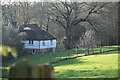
[2,3,17,26]
[2,23,24,55]
[48,2,108,49]
[2,2,117,50]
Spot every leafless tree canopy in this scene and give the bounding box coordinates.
[1,2,118,49]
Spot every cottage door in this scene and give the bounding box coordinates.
[32,49,35,54]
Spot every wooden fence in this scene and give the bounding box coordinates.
[8,59,54,80]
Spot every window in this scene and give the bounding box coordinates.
[29,40,33,44]
[24,27,31,30]
[42,41,45,46]
[50,40,53,45]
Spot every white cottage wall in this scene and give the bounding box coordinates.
[49,40,56,48]
[40,40,48,49]
[33,41,40,49]
[22,39,56,49]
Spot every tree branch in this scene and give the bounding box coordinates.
[71,17,87,27]
[93,3,108,13]
[85,3,97,19]
[49,18,66,30]
[85,3,108,19]
[61,2,72,15]
[61,2,70,13]
[86,19,97,32]
[50,2,67,19]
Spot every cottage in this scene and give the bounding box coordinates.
[19,24,56,54]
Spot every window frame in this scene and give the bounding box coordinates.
[50,40,53,45]
[42,40,45,46]
[29,40,33,44]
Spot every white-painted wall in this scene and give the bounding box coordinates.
[22,39,56,49]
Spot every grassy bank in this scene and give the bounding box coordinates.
[53,50,118,78]
[2,45,119,78]
[3,45,118,67]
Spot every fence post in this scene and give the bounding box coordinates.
[84,48,87,55]
[92,47,94,54]
[100,46,102,53]
[60,56,61,60]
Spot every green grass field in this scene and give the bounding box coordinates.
[3,45,118,67]
[53,51,119,78]
[2,45,119,78]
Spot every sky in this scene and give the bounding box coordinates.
[0,0,119,6]
[1,0,119,4]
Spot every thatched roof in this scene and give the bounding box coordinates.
[21,30,56,40]
[19,24,56,40]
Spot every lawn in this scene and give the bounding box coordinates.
[2,45,119,78]
[3,45,118,67]
[3,49,84,67]
[53,50,119,78]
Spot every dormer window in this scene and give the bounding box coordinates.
[24,27,31,30]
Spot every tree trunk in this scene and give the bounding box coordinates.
[64,15,74,49]
[64,30,73,49]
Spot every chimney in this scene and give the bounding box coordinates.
[11,21,17,28]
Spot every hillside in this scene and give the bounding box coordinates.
[2,46,119,78]
[53,51,118,78]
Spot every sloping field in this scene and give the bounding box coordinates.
[53,51,119,78]
[3,45,118,67]
[2,46,119,78]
